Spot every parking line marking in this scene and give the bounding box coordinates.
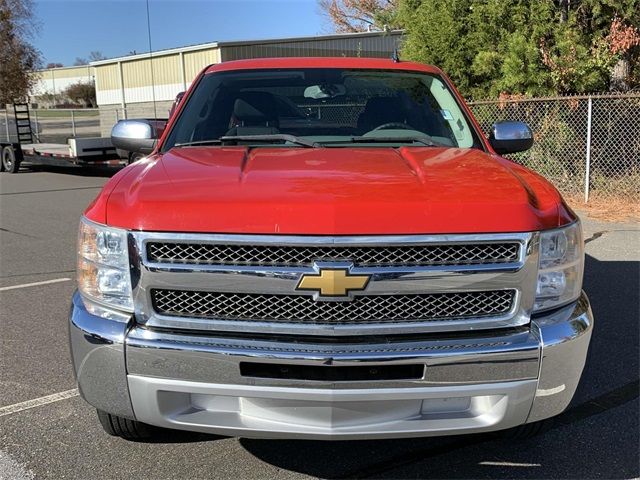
[0,450,35,480]
[0,278,71,292]
[536,384,566,396]
[0,389,79,417]
[479,461,541,467]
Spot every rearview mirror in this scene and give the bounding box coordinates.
[111,119,167,155]
[489,121,533,154]
[303,84,346,100]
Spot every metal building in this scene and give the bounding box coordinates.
[88,31,403,135]
[31,65,95,105]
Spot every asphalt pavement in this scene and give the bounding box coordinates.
[0,166,638,479]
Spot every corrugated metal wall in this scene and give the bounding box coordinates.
[122,56,181,88]
[35,65,94,80]
[183,49,220,81]
[31,66,95,96]
[94,48,220,106]
[220,34,402,61]
[94,63,121,105]
[94,33,402,107]
[95,64,120,91]
[93,32,404,136]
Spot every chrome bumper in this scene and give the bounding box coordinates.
[69,291,593,439]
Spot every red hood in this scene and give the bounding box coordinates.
[87,146,572,234]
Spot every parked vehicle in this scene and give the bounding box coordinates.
[1,104,120,172]
[70,57,593,441]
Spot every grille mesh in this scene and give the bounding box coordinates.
[146,242,520,267]
[151,289,515,324]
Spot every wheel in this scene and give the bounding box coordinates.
[2,145,20,173]
[500,418,555,440]
[128,152,145,164]
[96,409,155,440]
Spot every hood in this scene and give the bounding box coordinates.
[93,146,570,234]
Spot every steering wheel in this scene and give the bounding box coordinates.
[371,122,417,131]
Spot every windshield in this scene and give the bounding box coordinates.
[162,68,481,150]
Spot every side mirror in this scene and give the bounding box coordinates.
[111,119,167,155]
[489,121,533,154]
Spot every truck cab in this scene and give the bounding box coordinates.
[70,57,592,440]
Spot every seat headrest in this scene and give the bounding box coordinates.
[233,92,278,122]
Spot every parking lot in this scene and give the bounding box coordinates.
[0,166,638,480]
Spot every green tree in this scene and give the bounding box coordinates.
[63,82,96,107]
[394,0,639,98]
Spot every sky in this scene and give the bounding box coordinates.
[33,0,327,66]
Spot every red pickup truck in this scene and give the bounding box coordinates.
[70,57,592,440]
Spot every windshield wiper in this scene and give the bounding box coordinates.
[174,134,319,148]
[323,135,441,147]
[174,139,223,147]
[219,134,320,148]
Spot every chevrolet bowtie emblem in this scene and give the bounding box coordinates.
[297,268,370,299]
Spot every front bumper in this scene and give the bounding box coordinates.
[69,292,593,439]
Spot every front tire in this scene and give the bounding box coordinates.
[500,418,555,439]
[96,409,155,440]
[128,152,145,164]
[2,146,20,173]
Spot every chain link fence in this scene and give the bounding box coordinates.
[0,108,101,144]
[298,102,366,126]
[469,93,640,203]
[3,95,638,206]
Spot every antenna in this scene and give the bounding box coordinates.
[146,0,158,120]
[391,48,400,63]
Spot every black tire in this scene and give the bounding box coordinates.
[500,418,555,440]
[96,409,156,440]
[128,152,145,164]
[2,145,20,173]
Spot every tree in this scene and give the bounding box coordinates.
[88,51,106,62]
[604,17,640,91]
[63,82,96,107]
[396,0,640,98]
[74,51,106,66]
[0,0,41,105]
[46,62,63,68]
[318,0,400,32]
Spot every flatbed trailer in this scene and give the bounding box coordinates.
[0,137,125,173]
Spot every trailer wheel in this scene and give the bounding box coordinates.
[128,152,145,164]
[2,146,20,173]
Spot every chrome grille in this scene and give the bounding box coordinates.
[151,289,515,324]
[146,242,520,267]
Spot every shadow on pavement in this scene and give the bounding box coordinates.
[238,254,640,479]
[18,164,122,178]
[130,429,226,445]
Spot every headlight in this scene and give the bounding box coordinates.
[77,217,133,312]
[534,222,584,312]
